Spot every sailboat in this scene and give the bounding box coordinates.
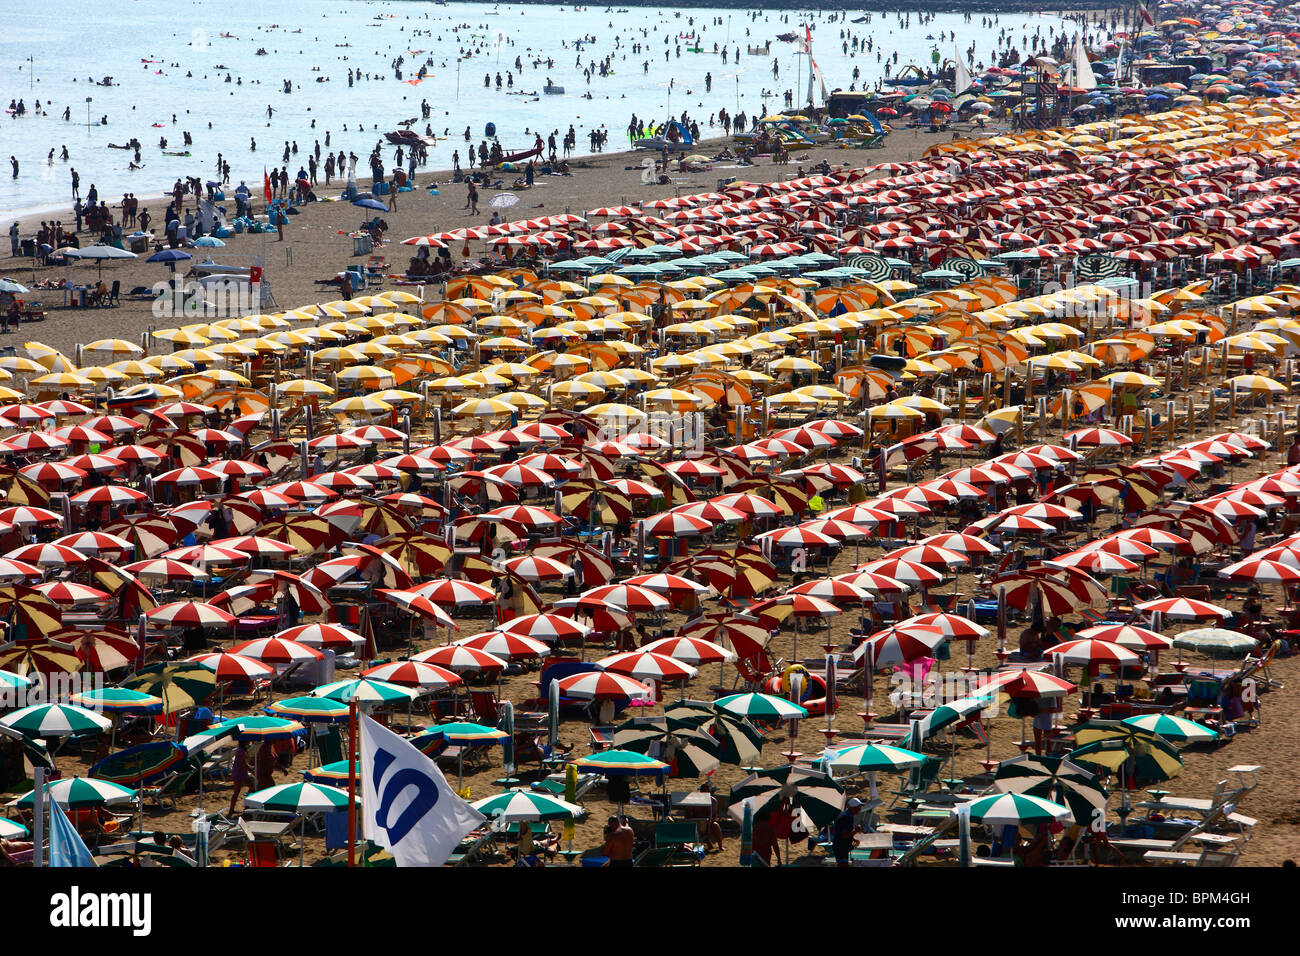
[1064,32,1098,91]
[953,44,973,96]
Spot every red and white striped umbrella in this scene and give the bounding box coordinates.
[1065,427,1133,448]
[68,486,149,508]
[973,513,1054,535]
[639,512,712,538]
[1076,624,1171,650]
[918,479,987,501]
[862,495,931,517]
[662,460,726,480]
[155,466,225,486]
[496,613,589,643]
[515,453,583,479]
[823,504,893,528]
[211,535,299,558]
[344,425,407,444]
[857,557,945,586]
[915,532,1001,557]
[268,481,337,503]
[1002,502,1083,523]
[853,625,947,665]
[1077,536,1159,559]
[580,583,670,613]
[2,431,68,453]
[361,659,461,690]
[121,558,208,582]
[1218,556,1300,584]
[230,637,323,664]
[640,636,736,665]
[377,590,459,629]
[33,581,108,605]
[239,489,298,510]
[408,578,496,606]
[1218,488,1286,509]
[1048,550,1140,574]
[787,577,871,603]
[771,426,839,451]
[492,555,572,587]
[623,573,710,602]
[485,505,563,527]
[1135,597,1232,621]
[942,466,1013,486]
[312,471,375,492]
[596,651,697,682]
[0,403,56,425]
[480,463,556,488]
[0,506,60,528]
[19,462,85,485]
[932,423,997,445]
[799,518,871,542]
[833,570,910,594]
[307,433,371,452]
[713,492,783,518]
[606,478,664,501]
[1191,497,1264,521]
[54,531,134,555]
[671,500,747,524]
[0,558,43,581]
[1110,528,1189,551]
[147,601,237,628]
[189,652,275,682]
[83,414,141,435]
[806,418,864,440]
[456,630,551,658]
[751,438,809,458]
[277,623,364,650]
[884,544,968,569]
[5,543,87,567]
[207,459,271,481]
[49,425,111,445]
[67,453,134,474]
[756,525,836,548]
[977,669,1076,698]
[1042,639,1140,668]
[164,544,249,566]
[905,612,989,639]
[883,485,955,507]
[554,670,652,701]
[410,644,507,673]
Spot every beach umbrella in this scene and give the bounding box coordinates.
[611,716,721,777]
[121,660,218,714]
[1169,628,1258,656]
[69,687,161,714]
[472,788,582,824]
[0,642,79,679]
[993,754,1108,824]
[727,765,845,833]
[312,677,419,705]
[266,696,350,723]
[663,701,763,766]
[245,781,351,813]
[1135,597,1231,621]
[555,671,652,702]
[0,703,111,738]
[715,692,808,721]
[572,749,669,781]
[277,622,364,650]
[1071,720,1184,787]
[1121,713,1218,743]
[596,650,697,684]
[361,659,461,691]
[15,776,136,810]
[145,600,236,628]
[208,714,304,741]
[960,792,1071,827]
[231,637,323,665]
[827,743,926,775]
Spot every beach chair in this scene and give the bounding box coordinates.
[246,840,283,867]
[589,725,616,751]
[469,690,501,726]
[634,845,695,867]
[890,756,944,808]
[141,769,195,811]
[106,280,120,306]
[653,821,705,865]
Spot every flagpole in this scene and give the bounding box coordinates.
[347,699,358,867]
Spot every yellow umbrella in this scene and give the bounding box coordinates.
[337,366,397,388]
[278,379,336,398]
[83,338,144,358]
[327,396,395,415]
[452,398,515,417]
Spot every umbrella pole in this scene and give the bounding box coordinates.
[347,700,358,868]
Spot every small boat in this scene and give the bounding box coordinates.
[385,129,423,145]
[543,83,565,94]
[499,144,543,164]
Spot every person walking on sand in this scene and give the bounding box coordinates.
[467,180,479,216]
[228,739,252,815]
[8,222,18,257]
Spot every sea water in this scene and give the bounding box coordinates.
[0,0,1070,218]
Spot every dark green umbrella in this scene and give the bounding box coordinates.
[994,754,1109,825]
[727,765,845,833]
[663,700,762,766]
[612,716,721,777]
[121,660,217,715]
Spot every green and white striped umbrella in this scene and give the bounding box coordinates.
[1121,713,1219,743]
[266,696,350,723]
[471,789,583,822]
[16,775,136,809]
[303,760,352,784]
[714,693,808,722]
[1171,628,1258,656]
[915,694,994,741]
[244,781,353,813]
[312,677,420,704]
[0,703,111,738]
[664,701,762,765]
[827,743,926,775]
[728,765,845,830]
[961,792,1071,827]
[209,715,305,741]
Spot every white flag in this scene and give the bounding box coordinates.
[358,714,486,866]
